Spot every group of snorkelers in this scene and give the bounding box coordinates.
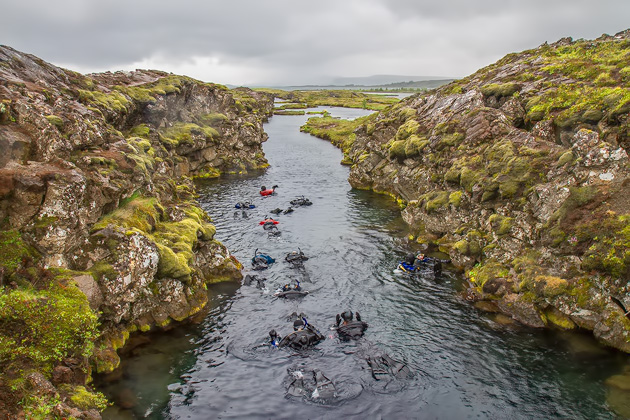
[240,183,412,399]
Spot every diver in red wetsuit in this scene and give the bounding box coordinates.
[260,185,278,196]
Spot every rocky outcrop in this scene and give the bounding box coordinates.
[335,32,630,351]
[0,45,273,418]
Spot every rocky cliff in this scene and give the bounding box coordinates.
[0,45,272,418]
[309,32,630,352]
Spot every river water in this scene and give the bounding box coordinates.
[100,107,628,419]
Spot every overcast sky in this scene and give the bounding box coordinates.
[2,1,629,86]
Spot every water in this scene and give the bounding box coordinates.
[100,109,629,419]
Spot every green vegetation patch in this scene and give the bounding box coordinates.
[65,385,109,411]
[540,38,630,84]
[467,260,509,289]
[197,112,229,126]
[114,75,189,104]
[454,230,486,257]
[526,85,630,124]
[579,214,630,279]
[420,191,450,213]
[386,118,428,160]
[448,191,463,207]
[0,230,37,276]
[92,196,216,282]
[259,89,398,111]
[129,123,150,138]
[301,115,372,154]
[45,114,64,129]
[0,281,99,368]
[444,138,549,199]
[519,274,569,299]
[159,122,219,148]
[481,83,521,98]
[489,214,514,236]
[394,119,420,141]
[78,89,130,113]
[274,110,306,116]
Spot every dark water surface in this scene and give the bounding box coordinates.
[101,107,628,419]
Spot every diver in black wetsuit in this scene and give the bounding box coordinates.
[286,367,336,399]
[366,351,413,380]
[285,248,308,268]
[243,274,266,288]
[275,318,325,350]
[335,310,368,340]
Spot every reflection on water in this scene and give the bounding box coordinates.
[99,109,628,420]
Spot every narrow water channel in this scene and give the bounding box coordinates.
[101,106,628,419]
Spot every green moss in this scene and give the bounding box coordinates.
[129,124,150,138]
[197,112,229,126]
[444,167,461,184]
[45,114,64,129]
[489,214,513,236]
[557,150,575,166]
[481,83,521,98]
[93,196,218,283]
[403,135,427,157]
[398,107,417,121]
[467,260,508,289]
[21,395,61,419]
[454,239,470,254]
[113,75,189,104]
[579,214,630,278]
[425,191,450,213]
[449,191,463,207]
[93,197,160,233]
[395,119,420,141]
[262,89,398,110]
[439,132,465,148]
[300,115,370,155]
[275,103,308,110]
[78,89,130,113]
[536,275,569,297]
[542,308,576,329]
[274,110,306,115]
[0,230,37,276]
[155,242,191,279]
[460,167,481,192]
[88,261,118,282]
[0,282,99,368]
[159,122,219,148]
[66,385,109,411]
[526,84,630,125]
[194,167,222,179]
[388,140,407,159]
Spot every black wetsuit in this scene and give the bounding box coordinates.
[279,325,325,350]
[337,320,368,340]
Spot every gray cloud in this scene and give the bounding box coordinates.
[2,0,629,85]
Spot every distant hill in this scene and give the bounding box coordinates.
[330,74,456,86]
[248,75,457,91]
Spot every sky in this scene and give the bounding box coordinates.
[2,0,629,87]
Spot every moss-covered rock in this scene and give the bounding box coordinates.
[337,30,630,351]
[0,47,274,417]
